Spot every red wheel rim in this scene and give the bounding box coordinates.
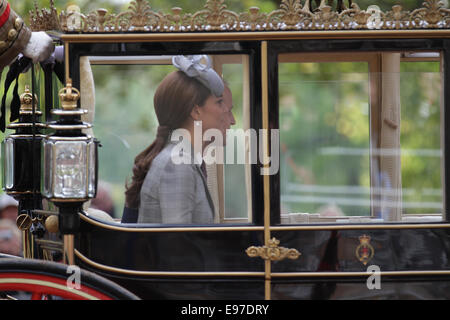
[0,272,113,300]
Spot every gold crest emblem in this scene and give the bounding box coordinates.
[355,234,374,265]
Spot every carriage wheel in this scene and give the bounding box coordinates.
[0,256,140,300]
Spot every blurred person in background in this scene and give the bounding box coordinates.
[0,218,21,256]
[0,194,18,222]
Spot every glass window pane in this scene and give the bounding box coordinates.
[279,60,371,223]
[91,63,171,219]
[222,58,251,223]
[278,53,443,224]
[399,61,442,220]
[90,54,252,225]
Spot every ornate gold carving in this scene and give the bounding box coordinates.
[19,85,40,115]
[355,234,374,265]
[415,0,450,28]
[190,0,239,31]
[267,0,312,30]
[30,0,450,32]
[246,237,301,261]
[162,7,191,32]
[237,7,267,31]
[127,0,162,31]
[59,80,80,111]
[29,0,60,31]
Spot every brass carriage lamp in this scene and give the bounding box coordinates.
[2,85,44,199]
[41,80,98,234]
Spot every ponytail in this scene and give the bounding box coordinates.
[124,125,170,208]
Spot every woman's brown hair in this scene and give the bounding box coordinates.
[125,71,212,208]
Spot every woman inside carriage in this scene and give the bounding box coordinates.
[122,55,235,224]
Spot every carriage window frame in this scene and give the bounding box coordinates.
[65,40,263,227]
[267,39,450,226]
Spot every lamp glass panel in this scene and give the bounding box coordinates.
[3,138,14,190]
[87,140,96,197]
[53,141,87,198]
[42,140,53,197]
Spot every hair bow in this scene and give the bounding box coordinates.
[172,55,224,97]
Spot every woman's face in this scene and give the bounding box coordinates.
[198,86,235,145]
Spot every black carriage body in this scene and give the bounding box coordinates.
[55,34,450,299]
[75,217,450,299]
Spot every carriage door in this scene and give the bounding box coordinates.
[66,40,268,299]
[260,40,450,299]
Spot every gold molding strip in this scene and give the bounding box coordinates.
[30,0,450,33]
[79,212,264,232]
[74,249,265,277]
[74,249,450,279]
[63,234,75,265]
[58,29,450,43]
[64,42,69,84]
[270,223,450,231]
[5,191,35,195]
[79,211,450,233]
[271,270,450,277]
[261,40,272,301]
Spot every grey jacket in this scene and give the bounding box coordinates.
[137,141,215,224]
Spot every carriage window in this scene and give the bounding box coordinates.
[278,52,443,224]
[87,54,252,225]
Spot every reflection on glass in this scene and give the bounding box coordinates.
[54,142,86,198]
[91,63,171,218]
[279,54,442,224]
[2,138,14,190]
[279,61,371,222]
[400,61,442,219]
[222,60,251,223]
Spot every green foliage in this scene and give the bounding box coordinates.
[91,64,173,214]
[399,61,442,213]
[279,59,442,217]
[279,62,372,216]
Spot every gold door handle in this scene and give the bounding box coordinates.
[246,237,301,261]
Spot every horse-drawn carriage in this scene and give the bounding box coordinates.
[1,0,450,300]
